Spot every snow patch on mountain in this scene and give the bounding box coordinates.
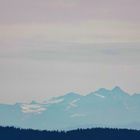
[44,98,64,104]
[66,98,80,110]
[70,113,86,118]
[94,93,105,98]
[21,104,46,114]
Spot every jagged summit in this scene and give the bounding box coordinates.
[65,92,80,97]
[112,86,123,92]
[95,87,110,94]
[111,86,129,96]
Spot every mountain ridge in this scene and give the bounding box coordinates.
[0,87,140,130]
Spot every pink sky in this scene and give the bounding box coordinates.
[0,0,140,103]
[0,0,140,24]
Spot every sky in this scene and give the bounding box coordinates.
[0,0,140,104]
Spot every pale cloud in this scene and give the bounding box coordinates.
[0,21,140,44]
[0,0,140,23]
[0,43,140,104]
[0,42,140,65]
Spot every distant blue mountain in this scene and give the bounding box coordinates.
[0,87,140,130]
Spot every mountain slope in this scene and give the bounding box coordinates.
[0,87,140,130]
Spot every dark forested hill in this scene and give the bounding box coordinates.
[0,126,140,140]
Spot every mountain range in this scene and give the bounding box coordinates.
[0,87,140,130]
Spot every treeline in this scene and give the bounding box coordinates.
[0,126,140,140]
